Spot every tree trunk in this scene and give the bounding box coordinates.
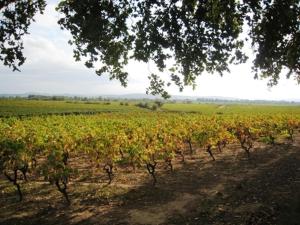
[206,145,215,161]
[104,164,113,184]
[188,140,193,155]
[4,170,23,201]
[55,179,70,204]
[146,162,157,186]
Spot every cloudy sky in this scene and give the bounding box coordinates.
[0,0,299,100]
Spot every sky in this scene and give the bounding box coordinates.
[0,0,299,101]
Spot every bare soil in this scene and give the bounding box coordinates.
[1,135,300,225]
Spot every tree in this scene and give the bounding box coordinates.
[0,0,46,71]
[1,0,299,98]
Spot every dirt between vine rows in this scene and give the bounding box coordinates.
[0,135,300,225]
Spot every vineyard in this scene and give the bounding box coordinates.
[0,99,146,117]
[1,112,300,224]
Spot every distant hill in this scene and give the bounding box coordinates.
[0,93,299,104]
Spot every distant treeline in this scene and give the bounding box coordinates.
[194,98,300,105]
[0,94,299,105]
[0,95,107,101]
[27,95,107,101]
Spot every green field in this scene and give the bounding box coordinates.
[162,103,300,114]
[0,99,300,117]
[0,99,146,116]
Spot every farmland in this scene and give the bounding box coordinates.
[1,99,300,116]
[0,99,146,117]
[0,99,300,225]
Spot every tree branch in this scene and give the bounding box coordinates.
[0,0,17,11]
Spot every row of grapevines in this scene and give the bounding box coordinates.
[0,113,299,203]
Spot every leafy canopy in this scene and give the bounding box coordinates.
[0,0,46,71]
[1,0,300,97]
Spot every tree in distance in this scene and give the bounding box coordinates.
[1,0,299,98]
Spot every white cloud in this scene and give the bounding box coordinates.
[33,3,58,29]
[22,35,83,72]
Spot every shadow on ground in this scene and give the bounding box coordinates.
[1,139,300,225]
